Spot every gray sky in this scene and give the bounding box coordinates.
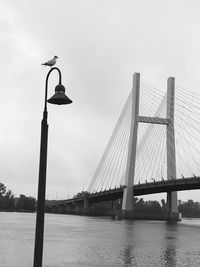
[1,0,200,201]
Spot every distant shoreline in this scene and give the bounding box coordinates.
[0,209,200,220]
[0,209,35,213]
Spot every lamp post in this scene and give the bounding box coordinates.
[33,67,72,267]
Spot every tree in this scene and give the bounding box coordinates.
[5,190,14,210]
[15,194,36,211]
[0,183,15,210]
[147,201,162,212]
[5,190,14,199]
[161,199,167,211]
[178,199,200,217]
[0,183,6,197]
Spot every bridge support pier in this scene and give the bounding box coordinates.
[167,192,181,221]
[84,194,89,209]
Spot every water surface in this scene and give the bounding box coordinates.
[1,212,200,266]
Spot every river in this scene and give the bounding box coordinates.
[0,212,200,266]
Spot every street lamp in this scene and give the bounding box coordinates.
[33,67,72,267]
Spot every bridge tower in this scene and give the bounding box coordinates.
[122,73,140,213]
[122,73,180,220]
[166,77,180,221]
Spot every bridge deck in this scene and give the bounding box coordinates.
[47,176,200,207]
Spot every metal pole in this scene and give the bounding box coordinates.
[33,110,48,267]
[33,67,66,266]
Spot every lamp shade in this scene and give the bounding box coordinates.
[47,84,72,105]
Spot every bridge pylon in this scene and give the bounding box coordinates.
[166,77,181,221]
[122,73,140,213]
[122,73,181,221]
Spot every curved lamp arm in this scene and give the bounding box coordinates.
[44,67,62,112]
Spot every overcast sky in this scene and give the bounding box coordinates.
[1,0,200,201]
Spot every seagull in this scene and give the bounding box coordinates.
[41,56,59,67]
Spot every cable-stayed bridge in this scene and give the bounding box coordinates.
[47,73,200,221]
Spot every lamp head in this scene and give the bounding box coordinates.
[47,84,72,105]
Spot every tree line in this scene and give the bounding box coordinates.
[92,196,200,218]
[0,183,36,211]
[1,182,200,217]
[134,197,200,218]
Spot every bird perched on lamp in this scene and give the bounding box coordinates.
[41,56,59,67]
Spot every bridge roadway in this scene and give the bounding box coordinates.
[47,176,200,208]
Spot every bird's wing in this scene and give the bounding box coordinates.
[46,59,55,65]
[42,58,56,66]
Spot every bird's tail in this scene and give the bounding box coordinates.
[41,63,46,66]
